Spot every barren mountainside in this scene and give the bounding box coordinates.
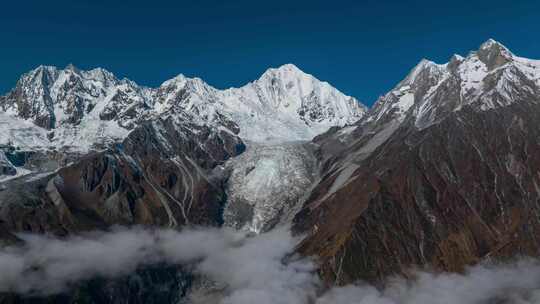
[293,39,540,284]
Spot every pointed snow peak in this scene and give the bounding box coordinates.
[268,63,303,73]
[254,63,328,98]
[86,67,117,82]
[158,73,216,101]
[476,39,513,70]
[479,38,510,52]
[161,73,189,87]
[398,58,447,87]
[65,63,80,72]
[416,58,446,71]
[259,63,311,82]
[274,63,303,73]
[160,73,211,90]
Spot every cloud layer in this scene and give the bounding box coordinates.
[0,226,539,304]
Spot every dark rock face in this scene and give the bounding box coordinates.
[2,148,67,173]
[295,104,540,284]
[0,265,192,304]
[0,152,16,176]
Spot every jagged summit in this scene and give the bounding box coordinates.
[367,39,540,128]
[0,63,367,151]
[160,73,209,88]
[478,38,511,52]
[476,39,514,70]
[397,58,447,87]
[261,63,304,75]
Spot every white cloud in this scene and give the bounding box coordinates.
[0,226,539,304]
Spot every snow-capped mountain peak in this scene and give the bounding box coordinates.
[1,63,367,151]
[160,73,191,87]
[368,39,540,129]
[259,63,305,77]
[478,38,508,51]
[255,63,317,90]
[476,39,514,70]
[248,63,334,109]
[220,64,366,141]
[397,58,447,88]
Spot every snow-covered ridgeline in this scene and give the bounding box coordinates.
[366,39,540,129]
[0,63,367,152]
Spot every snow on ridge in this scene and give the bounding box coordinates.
[216,63,366,142]
[0,63,367,152]
[368,39,540,129]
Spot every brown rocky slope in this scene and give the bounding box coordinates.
[293,40,540,286]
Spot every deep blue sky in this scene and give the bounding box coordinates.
[1,0,539,105]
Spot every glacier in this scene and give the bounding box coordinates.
[223,142,318,233]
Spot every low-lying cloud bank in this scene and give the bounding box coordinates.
[0,226,539,304]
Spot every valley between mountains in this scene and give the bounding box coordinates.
[1,39,540,303]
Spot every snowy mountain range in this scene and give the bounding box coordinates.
[0,63,366,153]
[2,38,540,303]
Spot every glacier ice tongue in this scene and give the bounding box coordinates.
[223,142,317,233]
